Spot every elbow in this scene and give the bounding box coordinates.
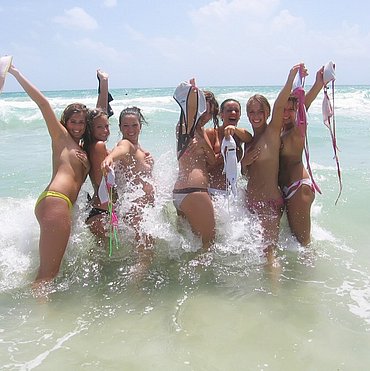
[38,97,52,111]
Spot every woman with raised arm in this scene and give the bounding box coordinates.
[84,69,112,244]
[173,82,219,251]
[8,62,89,285]
[242,63,305,264]
[279,66,324,246]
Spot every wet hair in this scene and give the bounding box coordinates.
[246,94,271,117]
[60,103,88,127]
[118,106,148,140]
[220,98,241,113]
[204,90,219,129]
[83,107,109,151]
[119,106,147,127]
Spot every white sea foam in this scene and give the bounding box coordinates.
[0,197,38,291]
[337,280,370,325]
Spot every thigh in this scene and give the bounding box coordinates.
[259,209,282,248]
[87,214,108,240]
[180,192,215,237]
[286,185,314,245]
[35,197,72,280]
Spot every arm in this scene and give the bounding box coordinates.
[144,151,154,170]
[204,128,224,167]
[93,141,110,164]
[270,63,304,131]
[101,139,132,174]
[96,69,109,112]
[88,141,109,185]
[305,66,324,110]
[224,125,252,143]
[242,146,260,167]
[241,141,260,177]
[8,64,63,139]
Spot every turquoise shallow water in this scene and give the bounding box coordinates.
[0,85,369,370]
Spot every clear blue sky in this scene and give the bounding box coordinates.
[1,0,370,91]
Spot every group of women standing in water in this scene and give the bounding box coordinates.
[4,57,324,286]
[6,59,155,287]
[174,63,324,266]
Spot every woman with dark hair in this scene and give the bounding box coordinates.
[101,106,154,271]
[279,66,324,246]
[206,98,251,195]
[8,62,89,285]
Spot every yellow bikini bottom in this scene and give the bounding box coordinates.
[35,190,73,210]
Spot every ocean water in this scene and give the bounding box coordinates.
[0,85,370,370]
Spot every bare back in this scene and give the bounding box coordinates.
[174,132,211,190]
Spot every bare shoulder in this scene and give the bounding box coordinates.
[265,123,283,146]
[117,138,133,147]
[115,139,136,156]
[239,127,253,143]
[94,141,109,154]
[52,127,73,148]
[88,141,109,162]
